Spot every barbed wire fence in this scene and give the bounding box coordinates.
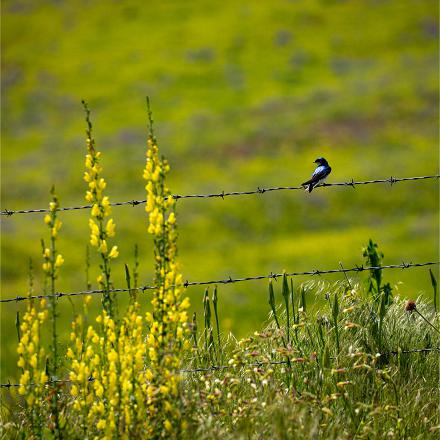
[1,261,439,304]
[1,174,439,216]
[1,174,439,390]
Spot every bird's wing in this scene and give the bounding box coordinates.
[302,166,330,185]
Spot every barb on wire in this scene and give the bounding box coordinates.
[2,174,439,216]
[2,347,439,390]
[1,261,439,304]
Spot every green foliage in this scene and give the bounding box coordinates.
[363,239,384,297]
[363,239,396,352]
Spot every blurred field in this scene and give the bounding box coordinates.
[1,0,438,383]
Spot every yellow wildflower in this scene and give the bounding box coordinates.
[55,254,64,268]
[108,246,119,259]
[106,219,116,237]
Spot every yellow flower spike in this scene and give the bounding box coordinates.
[44,214,51,225]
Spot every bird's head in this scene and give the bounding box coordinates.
[314,157,328,166]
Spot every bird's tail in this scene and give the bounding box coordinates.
[302,181,314,193]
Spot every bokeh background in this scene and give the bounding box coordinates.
[1,0,438,382]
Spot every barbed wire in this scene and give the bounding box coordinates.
[2,174,438,216]
[2,347,439,390]
[1,261,439,304]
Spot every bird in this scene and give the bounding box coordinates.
[302,157,332,193]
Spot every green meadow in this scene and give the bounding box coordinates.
[1,0,438,387]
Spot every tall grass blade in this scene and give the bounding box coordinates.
[15,311,21,343]
[85,245,91,290]
[192,312,198,349]
[203,289,214,359]
[124,263,135,303]
[290,279,296,323]
[133,244,139,290]
[212,286,221,360]
[429,269,438,312]
[300,285,307,313]
[282,273,290,343]
[332,293,340,354]
[268,280,281,330]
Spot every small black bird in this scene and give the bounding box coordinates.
[302,157,332,193]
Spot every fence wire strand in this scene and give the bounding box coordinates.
[2,174,439,216]
[2,347,439,389]
[1,261,439,304]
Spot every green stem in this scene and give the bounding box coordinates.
[415,309,440,336]
[48,205,61,439]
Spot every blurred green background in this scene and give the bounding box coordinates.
[1,0,438,382]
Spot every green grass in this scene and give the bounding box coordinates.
[3,278,439,438]
[1,0,439,383]
[181,284,440,439]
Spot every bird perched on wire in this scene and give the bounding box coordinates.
[302,157,332,193]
